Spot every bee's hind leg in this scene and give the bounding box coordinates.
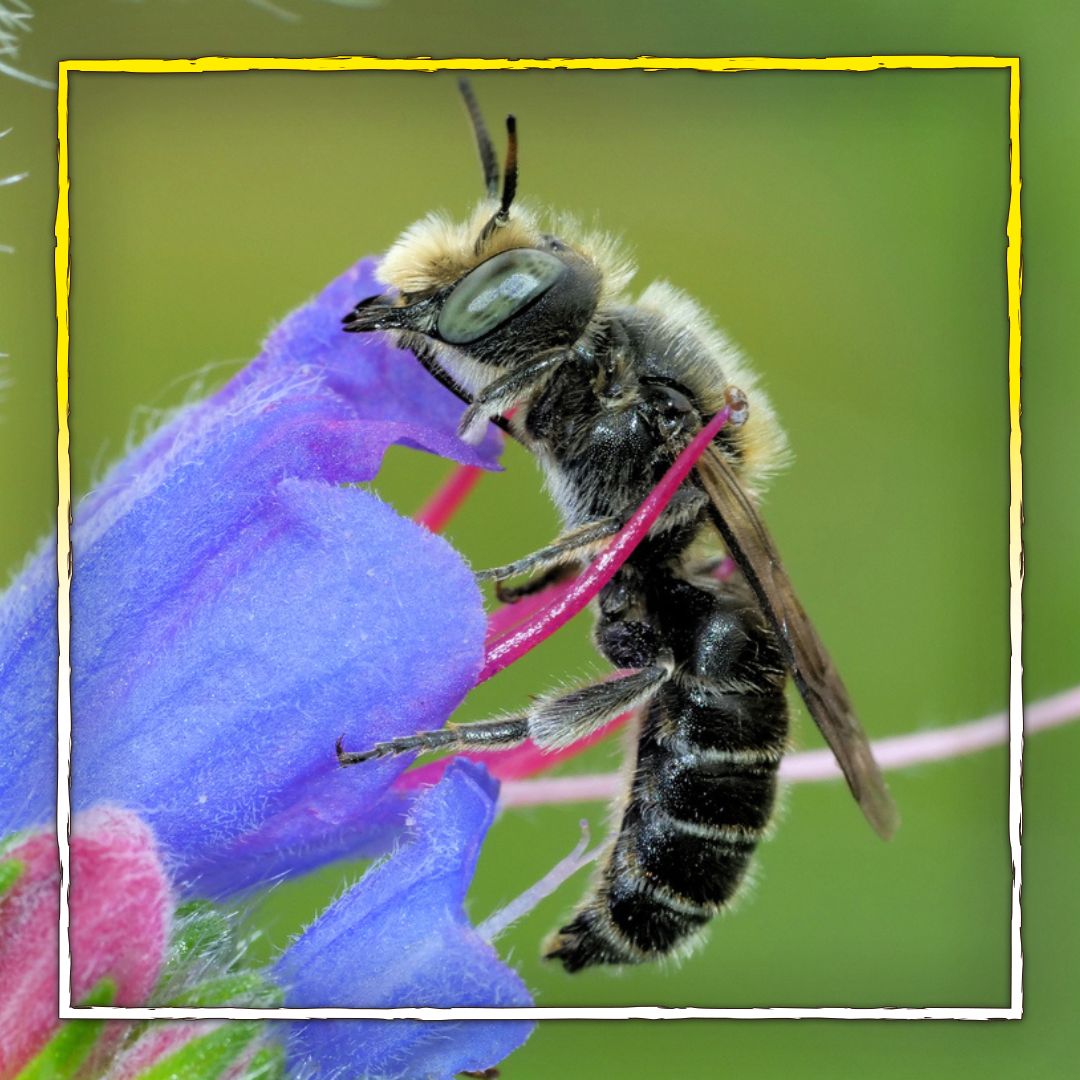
[524,654,673,751]
[336,655,672,766]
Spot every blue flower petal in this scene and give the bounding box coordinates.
[72,472,485,895]
[78,258,501,534]
[4,258,503,894]
[276,760,534,1079]
[0,544,57,836]
[260,259,504,468]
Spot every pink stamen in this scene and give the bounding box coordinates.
[483,577,574,646]
[477,407,732,683]
[413,409,517,535]
[413,464,484,533]
[713,556,736,581]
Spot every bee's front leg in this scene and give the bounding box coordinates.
[457,347,568,443]
[476,516,621,594]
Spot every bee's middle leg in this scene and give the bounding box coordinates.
[336,656,672,766]
[494,561,580,604]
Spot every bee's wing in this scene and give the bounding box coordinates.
[695,445,900,840]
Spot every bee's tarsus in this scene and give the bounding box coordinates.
[341,298,391,333]
[478,516,621,590]
[493,578,521,604]
[335,737,380,767]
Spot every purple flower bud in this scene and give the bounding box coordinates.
[276,760,534,1078]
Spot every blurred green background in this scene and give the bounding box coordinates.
[2,1,1077,1077]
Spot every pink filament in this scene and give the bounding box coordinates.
[477,406,732,683]
[713,556,736,581]
[414,409,517,534]
[483,578,575,645]
[398,408,730,791]
[413,464,485,533]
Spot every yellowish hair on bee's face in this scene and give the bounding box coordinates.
[376,201,545,295]
[375,201,637,306]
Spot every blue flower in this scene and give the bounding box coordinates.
[2,258,503,895]
[0,258,536,1076]
[276,760,534,1077]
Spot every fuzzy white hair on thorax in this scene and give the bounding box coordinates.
[634,280,791,499]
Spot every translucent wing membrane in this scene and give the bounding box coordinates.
[695,445,900,840]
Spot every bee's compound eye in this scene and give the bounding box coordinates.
[438,248,566,344]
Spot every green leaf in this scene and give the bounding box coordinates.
[14,979,116,1080]
[163,971,284,1008]
[0,857,25,899]
[241,1043,287,1080]
[0,829,30,859]
[131,1022,261,1080]
[162,901,235,975]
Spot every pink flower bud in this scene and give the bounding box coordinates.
[0,829,59,1078]
[0,807,172,1079]
[100,1022,217,1080]
[69,807,172,1006]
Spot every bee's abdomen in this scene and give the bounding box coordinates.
[545,677,788,972]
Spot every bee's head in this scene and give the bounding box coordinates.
[343,81,627,375]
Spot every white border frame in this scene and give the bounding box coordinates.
[55,55,1023,1021]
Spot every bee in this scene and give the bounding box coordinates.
[339,81,898,972]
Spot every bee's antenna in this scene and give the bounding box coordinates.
[474,115,519,253]
[458,78,499,199]
[498,115,518,219]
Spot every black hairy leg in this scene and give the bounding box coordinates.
[401,333,520,440]
[336,715,528,764]
[477,515,621,586]
[494,560,579,604]
[336,658,671,765]
[457,347,568,442]
[525,656,672,750]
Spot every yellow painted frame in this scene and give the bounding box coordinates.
[54,55,1023,1021]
